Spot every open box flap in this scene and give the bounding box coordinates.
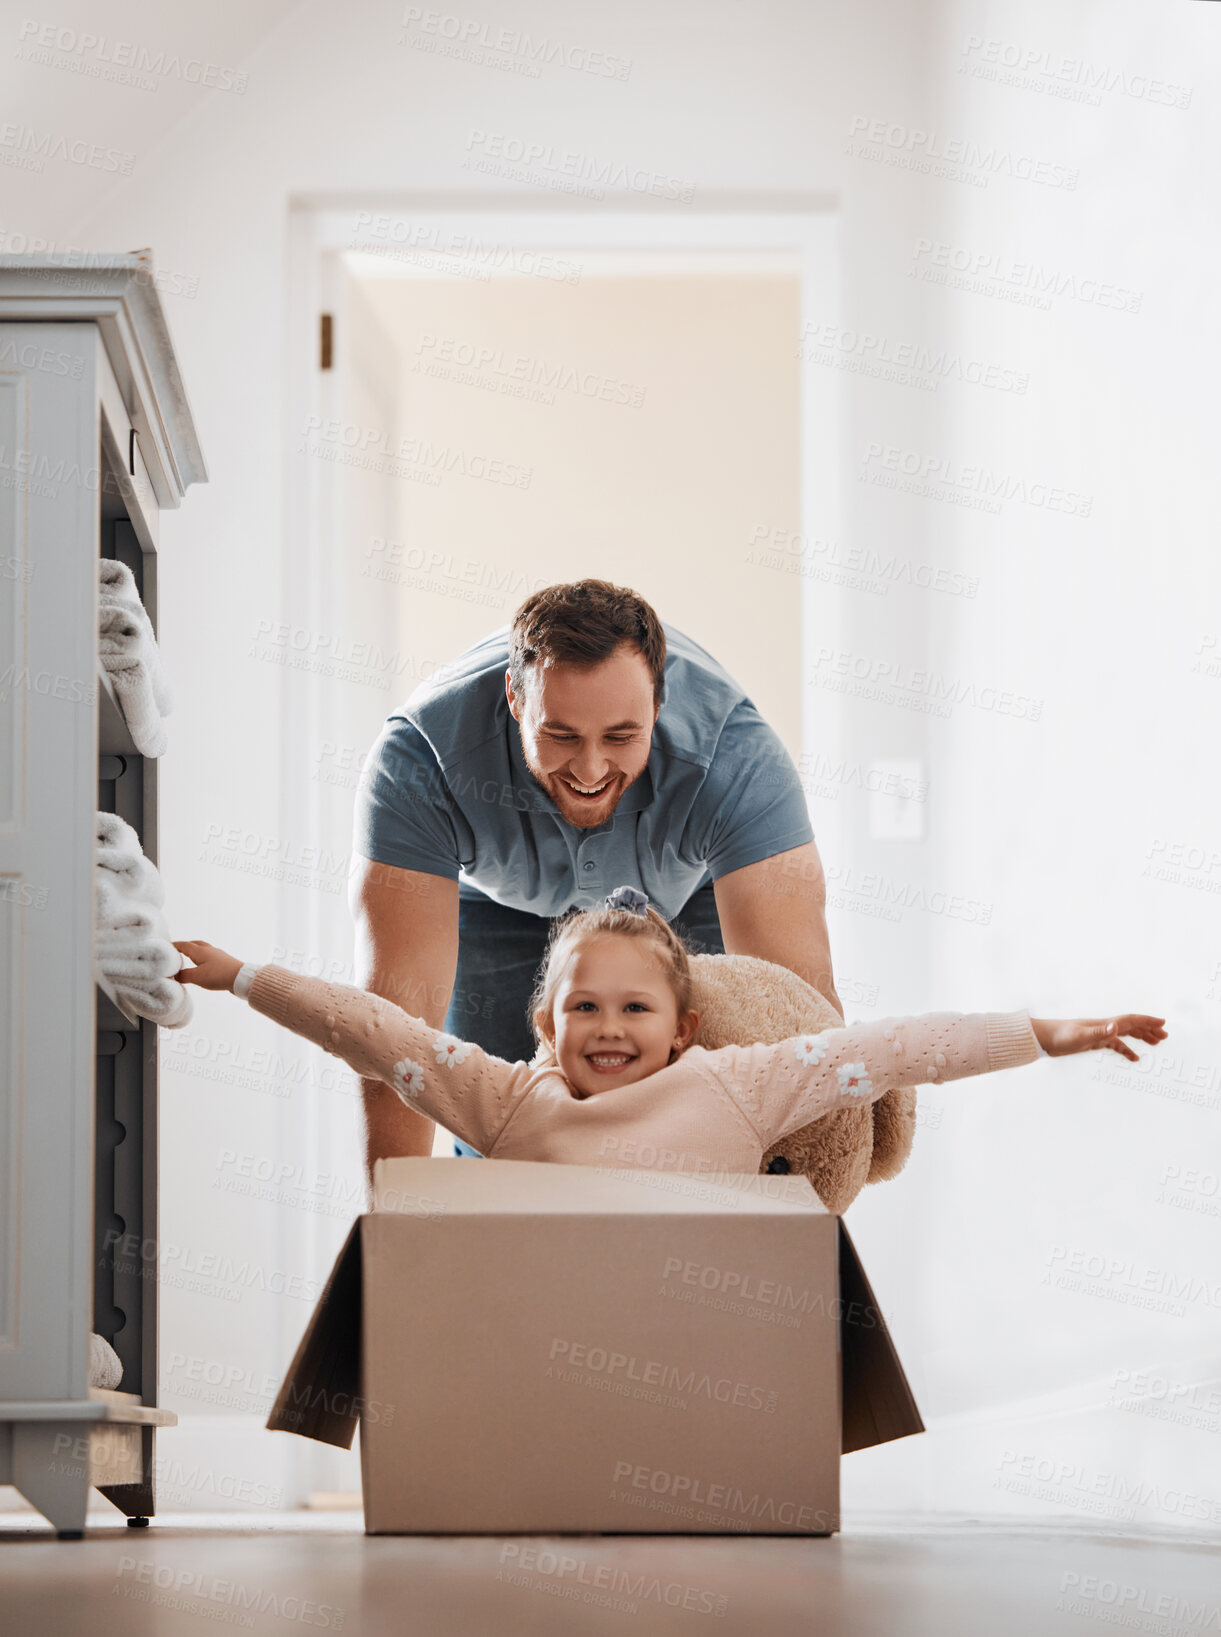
[266,1219,363,1449]
[838,1218,925,1453]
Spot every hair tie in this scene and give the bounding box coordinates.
[604,884,649,917]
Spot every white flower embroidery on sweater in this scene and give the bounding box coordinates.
[794,1034,829,1066]
[391,1057,426,1100]
[433,1034,472,1068]
[836,1061,873,1098]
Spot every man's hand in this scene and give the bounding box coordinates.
[173,939,243,993]
[1032,1014,1167,1062]
[713,841,843,1017]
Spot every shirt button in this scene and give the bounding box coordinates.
[582,861,595,871]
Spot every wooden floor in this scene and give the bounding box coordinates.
[1,1509,1217,1635]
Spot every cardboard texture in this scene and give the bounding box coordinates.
[268,1160,924,1534]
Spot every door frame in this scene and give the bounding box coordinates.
[281,196,844,1500]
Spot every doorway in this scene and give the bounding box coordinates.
[278,199,842,1499]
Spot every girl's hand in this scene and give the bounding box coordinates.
[1031,1014,1167,1063]
[173,939,243,994]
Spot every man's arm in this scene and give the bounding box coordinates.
[349,856,460,1183]
[712,840,843,1017]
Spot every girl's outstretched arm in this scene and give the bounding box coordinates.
[173,940,535,1154]
[697,1009,1166,1147]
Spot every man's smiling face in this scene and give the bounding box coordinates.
[507,643,660,829]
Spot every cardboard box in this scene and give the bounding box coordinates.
[267,1159,923,1534]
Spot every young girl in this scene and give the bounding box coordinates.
[173,884,1166,1175]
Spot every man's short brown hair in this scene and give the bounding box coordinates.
[508,579,667,708]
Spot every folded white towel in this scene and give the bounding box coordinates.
[95,939,183,980]
[89,1332,123,1391]
[98,558,172,757]
[94,809,192,1028]
[96,901,162,944]
[96,966,143,1027]
[117,980,191,1028]
[96,869,148,929]
[99,962,192,1029]
[95,811,165,907]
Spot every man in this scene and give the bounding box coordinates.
[350,578,840,1179]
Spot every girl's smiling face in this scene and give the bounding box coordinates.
[538,933,699,1099]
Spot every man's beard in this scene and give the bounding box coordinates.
[525,757,632,828]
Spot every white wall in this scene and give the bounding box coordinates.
[6,0,1217,1525]
[837,0,1221,1532]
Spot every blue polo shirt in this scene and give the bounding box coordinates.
[353,621,813,921]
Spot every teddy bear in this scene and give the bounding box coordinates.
[687,952,917,1214]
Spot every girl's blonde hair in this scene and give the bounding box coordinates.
[528,901,695,1061]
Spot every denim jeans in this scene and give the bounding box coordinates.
[445,881,726,1157]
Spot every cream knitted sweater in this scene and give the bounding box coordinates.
[237,964,1043,1175]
